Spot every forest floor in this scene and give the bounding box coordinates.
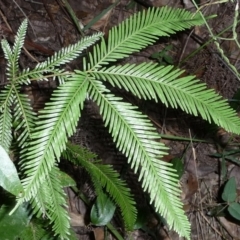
[1,0,240,239]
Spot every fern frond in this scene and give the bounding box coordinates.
[19,72,88,203]
[86,77,189,237]
[13,91,36,147]
[12,33,102,84]
[11,19,28,79]
[1,19,28,81]
[30,167,70,238]
[19,219,53,240]
[86,7,204,69]
[0,88,15,151]
[0,104,12,151]
[17,33,102,83]
[44,166,70,238]
[1,39,13,65]
[91,63,240,134]
[30,177,51,219]
[64,142,137,230]
[40,33,102,68]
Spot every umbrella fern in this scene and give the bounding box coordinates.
[0,6,239,240]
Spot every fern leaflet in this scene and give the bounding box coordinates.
[91,63,240,134]
[64,142,137,230]
[86,7,204,69]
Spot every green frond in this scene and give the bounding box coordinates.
[1,19,28,81]
[19,219,53,240]
[65,141,97,160]
[86,77,190,237]
[85,7,204,69]
[25,33,102,80]
[91,63,240,134]
[0,104,12,151]
[57,71,71,85]
[64,142,137,230]
[95,164,137,230]
[13,91,37,147]
[30,167,70,238]
[44,166,70,238]
[30,182,49,218]
[19,72,88,203]
[14,33,102,84]
[1,39,13,64]
[0,88,15,151]
[11,19,28,78]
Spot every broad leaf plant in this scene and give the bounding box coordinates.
[1,6,240,240]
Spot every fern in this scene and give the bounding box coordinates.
[1,6,240,240]
[17,33,103,83]
[1,19,27,81]
[64,142,137,230]
[44,166,70,237]
[20,74,89,200]
[91,63,240,133]
[86,78,187,232]
[0,100,12,151]
[86,7,204,69]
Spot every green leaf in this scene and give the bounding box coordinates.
[17,33,102,83]
[133,207,150,230]
[0,203,30,240]
[2,19,28,82]
[43,166,70,238]
[171,158,184,180]
[0,145,23,196]
[1,39,13,62]
[222,177,237,202]
[34,33,102,71]
[13,92,37,148]
[19,218,53,240]
[0,94,13,151]
[12,19,28,77]
[91,63,240,135]
[90,192,116,226]
[28,166,70,238]
[228,202,240,220]
[58,171,76,188]
[86,6,204,69]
